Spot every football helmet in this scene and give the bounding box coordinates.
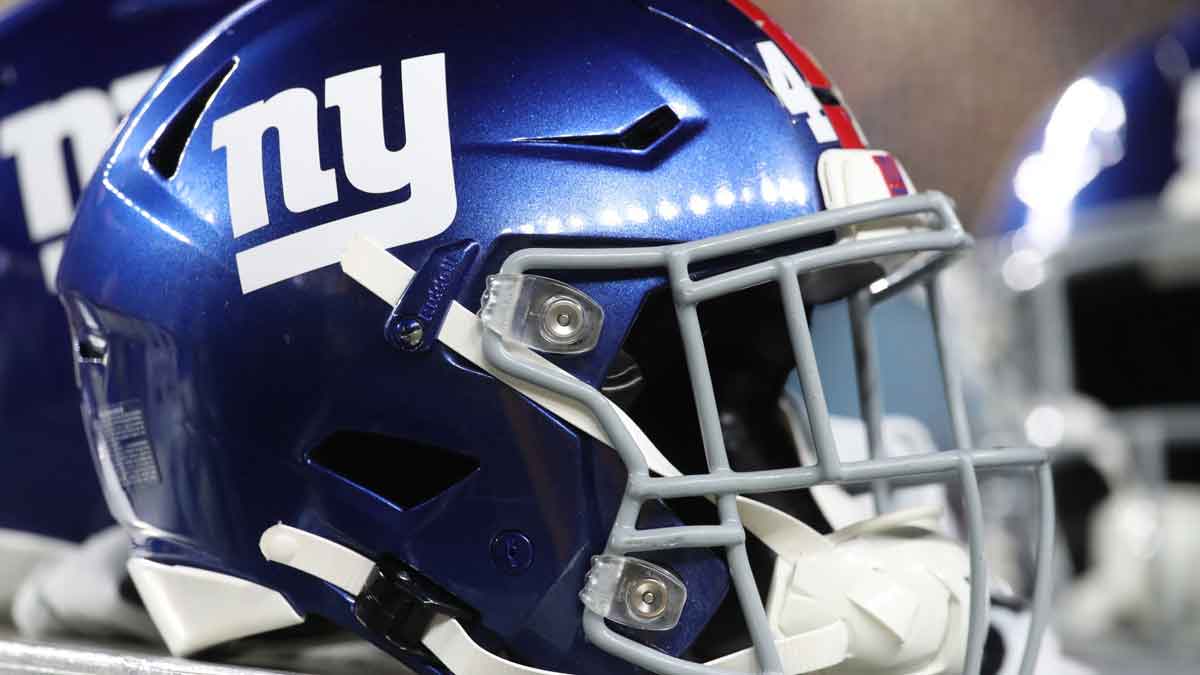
[980,10,1200,657]
[58,1,1055,674]
[0,0,244,636]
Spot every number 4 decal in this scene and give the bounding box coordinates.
[756,40,838,144]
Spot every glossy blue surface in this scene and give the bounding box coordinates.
[58,1,862,672]
[989,12,1200,238]
[0,0,244,543]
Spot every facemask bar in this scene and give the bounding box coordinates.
[481,192,1055,675]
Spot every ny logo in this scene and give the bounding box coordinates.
[0,68,160,290]
[212,53,456,294]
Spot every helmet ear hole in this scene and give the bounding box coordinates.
[308,431,479,510]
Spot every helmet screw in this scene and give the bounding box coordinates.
[389,317,425,351]
[539,295,585,346]
[490,531,534,575]
[627,578,668,621]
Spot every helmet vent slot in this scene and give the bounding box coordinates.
[309,431,479,509]
[525,105,681,152]
[147,59,235,180]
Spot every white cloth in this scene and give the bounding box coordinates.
[13,526,158,642]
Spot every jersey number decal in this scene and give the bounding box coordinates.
[756,41,837,144]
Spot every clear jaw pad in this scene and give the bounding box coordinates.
[479,274,605,355]
[579,555,687,632]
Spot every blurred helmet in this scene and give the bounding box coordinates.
[0,0,244,638]
[978,10,1200,658]
[58,1,1055,674]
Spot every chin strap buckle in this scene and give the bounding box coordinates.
[353,556,477,660]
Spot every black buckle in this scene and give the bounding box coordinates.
[353,556,477,660]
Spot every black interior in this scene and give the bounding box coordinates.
[1166,442,1200,483]
[309,430,479,510]
[608,283,829,522]
[1068,264,1200,409]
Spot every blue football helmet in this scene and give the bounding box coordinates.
[58,1,1057,674]
[0,0,244,637]
[980,10,1200,659]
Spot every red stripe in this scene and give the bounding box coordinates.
[727,0,866,149]
[726,0,829,87]
[825,107,865,150]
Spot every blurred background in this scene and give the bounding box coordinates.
[756,0,1196,230]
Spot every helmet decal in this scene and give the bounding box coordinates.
[727,0,867,149]
[211,53,456,293]
[755,40,837,143]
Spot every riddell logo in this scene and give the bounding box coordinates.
[212,53,457,294]
[0,68,160,290]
